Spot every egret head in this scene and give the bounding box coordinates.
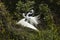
[26,9,34,17]
[30,9,34,13]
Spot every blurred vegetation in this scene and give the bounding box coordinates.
[0,0,60,40]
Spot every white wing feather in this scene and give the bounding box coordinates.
[16,18,38,31]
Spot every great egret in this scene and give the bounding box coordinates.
[16,9,39,31]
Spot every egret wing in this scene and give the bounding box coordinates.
[16,18,38,31]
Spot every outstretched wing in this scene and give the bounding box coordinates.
[16,18,39,31]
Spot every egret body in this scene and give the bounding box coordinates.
[16,9,39,31]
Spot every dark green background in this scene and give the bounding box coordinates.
[0,0,60,40]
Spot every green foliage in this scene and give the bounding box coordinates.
[0,0,60,40]
[16,0,35,13]
[39,4,49,12]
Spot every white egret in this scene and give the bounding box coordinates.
[16,9,39,31]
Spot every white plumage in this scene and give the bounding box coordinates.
[16,9,39,31]
[26,17,38,25]
[16,18,38,31]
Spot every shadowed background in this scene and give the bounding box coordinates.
[0,0,60,40]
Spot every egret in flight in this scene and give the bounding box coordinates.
[16,9,39,31]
